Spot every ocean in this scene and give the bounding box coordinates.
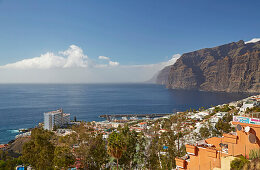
[0,84,252,143]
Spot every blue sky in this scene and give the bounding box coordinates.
[0,0,259,83]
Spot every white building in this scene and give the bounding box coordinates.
[209,112,227,127]
[210,117,220,124]
[190,111,209,120]
[56,129,73,136]
[240,100,258,112]
[63,113,71,124]
[194,122,203,133]
[110,122,124,128]
[44,109,71,131]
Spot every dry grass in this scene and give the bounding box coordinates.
[243,159,260,170]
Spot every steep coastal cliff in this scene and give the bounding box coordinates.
[156,40,260,92]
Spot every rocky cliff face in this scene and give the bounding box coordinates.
[156,66,171,85]
[156,40,260,92]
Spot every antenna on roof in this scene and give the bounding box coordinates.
[248,133,256,144]
[244,126,250,133]
[236,124,242,131]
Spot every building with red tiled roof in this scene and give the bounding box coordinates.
[139,122,148,129]
[176,115,260,170]
[0,145,6,150]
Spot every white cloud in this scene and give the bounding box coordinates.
[98,56,120,67]
[0,45,181,83]
[164,54,181,66]
[123,54,180,69]
[0,45,88,69]
[60,45,88,68]
[1,52,66,69]
[245,38,260,44]
[0,45,121,70]
[98,56,110,60]
[94,64,109,68]
[109,61,120,67]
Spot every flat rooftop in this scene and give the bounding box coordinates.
[45,109,63,115]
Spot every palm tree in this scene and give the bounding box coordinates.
[107,132,126,170]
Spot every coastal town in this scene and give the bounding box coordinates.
[1,0,260,170]
[0,94,260,169]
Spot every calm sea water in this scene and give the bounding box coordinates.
[0,84,252,143]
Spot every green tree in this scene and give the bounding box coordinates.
[87,134,109,169]
[215,119,232,134]
[21,128,55,169]
[159,132,177,169]
[107,131,126,170]
[71,131,109,169]
[162,119,172,130]
[0,150,7,161]
[118,125,137,169]
[199,127,210,139]
[4,158,23,170]
[135,132,147,168]
[118,125,146,169]
[246,106,260,114]
[0,160,6,170]
[62,122,109,169]
[0,151,22,170]
[54,146,75,169]
[146,136,161,169]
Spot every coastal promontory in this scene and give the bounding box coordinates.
[156,40,260,93]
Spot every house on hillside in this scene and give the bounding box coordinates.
[240,100,259,112]
[190,111,209,121]
[176,115,260,170]
[139,122,148,129]
[193,122,203,133]
[0,144,7,151]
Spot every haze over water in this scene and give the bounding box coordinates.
[0,84,252,143]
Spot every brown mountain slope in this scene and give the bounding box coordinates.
[156,40,260,92]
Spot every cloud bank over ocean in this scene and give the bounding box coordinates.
[0,45,180,83]
[0,45,119,69]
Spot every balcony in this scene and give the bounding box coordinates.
[186,144,197,155]
[223,133,237,144]
[205,148,217,158]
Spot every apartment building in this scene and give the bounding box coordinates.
[44,109,70,130]
[176,115,260,170]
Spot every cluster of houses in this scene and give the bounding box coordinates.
[0,144,7,151]
[239,96,260,112]
[175,95,260,170]
[6,94,260,170]
[86,94,259,149]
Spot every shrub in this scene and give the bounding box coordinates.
[230,155,249,170]
[199,127,210,139]
[249,149,260,160]
[243,158,260,170]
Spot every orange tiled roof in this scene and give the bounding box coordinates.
[205,137,222,148]
[139,122,147,125]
